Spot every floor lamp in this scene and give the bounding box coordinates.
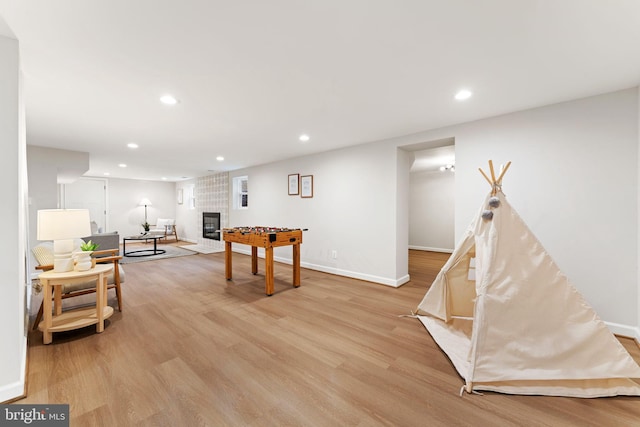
[139,198,152,230]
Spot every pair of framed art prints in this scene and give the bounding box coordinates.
[288,174,313,198]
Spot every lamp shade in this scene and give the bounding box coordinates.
[37,209,91,241]
[139,198,152,206]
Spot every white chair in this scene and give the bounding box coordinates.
[150,218,178,241]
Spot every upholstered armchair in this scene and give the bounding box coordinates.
[149,218,178,241]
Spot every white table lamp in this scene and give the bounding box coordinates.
[37,209,91,272]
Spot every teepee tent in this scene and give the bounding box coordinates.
[416,161,640,397]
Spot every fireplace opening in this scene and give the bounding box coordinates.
[203,212,220,240]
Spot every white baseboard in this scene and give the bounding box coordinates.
[605,321,640,341]
[303,262,410,287]
[0,335,26,403]
[409,245,453,253]
[0,380,25,403]
[231,248,410,287]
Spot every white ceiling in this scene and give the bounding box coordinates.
[1,1,639,181]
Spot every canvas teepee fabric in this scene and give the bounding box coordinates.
[416,161,640,397]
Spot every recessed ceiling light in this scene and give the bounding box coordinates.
[118,163,127,168]
[216,156,224,161]
[161,177,167,180]
[127,143,139,149]
[299,134,310,142]
[103,172,110,176]
[160,94,178,105]
[455,89,472,101]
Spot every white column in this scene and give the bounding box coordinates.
[0,30,28,402]
[637,85,640,341]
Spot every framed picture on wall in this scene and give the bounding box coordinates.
[288,174,299,195]
[177,188,183,204]
[301,175,313,198]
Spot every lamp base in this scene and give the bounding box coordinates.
[53,258,74,273]
[53,238,75,273]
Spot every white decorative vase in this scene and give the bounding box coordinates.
[74,251,93,271]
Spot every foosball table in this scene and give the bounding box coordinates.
[222,227,304,296]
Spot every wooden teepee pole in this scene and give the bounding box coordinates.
[478,160,511,194]
[478,168,493,186]
[488,160,497,183]
[496,161,512,184]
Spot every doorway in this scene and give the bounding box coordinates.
[409,144,455,252]
[61,178,108,233]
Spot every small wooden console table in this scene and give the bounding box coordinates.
[223,227,303,296]
[38,264,114,344]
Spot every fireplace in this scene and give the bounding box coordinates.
[203,212,220,240]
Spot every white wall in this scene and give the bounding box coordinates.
[26,146,89,251]
[395,148,413,283]
[409,170,455,252]
[0,33,27,402]
[637,86,640,336]
[176,178,198,243]
[107,178,176,238]
[391,88,639,334]
[229,140,409,286]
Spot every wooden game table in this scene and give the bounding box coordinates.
[223,227,303,296]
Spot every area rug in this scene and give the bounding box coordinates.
[120,245,197,264]
[179,244,224,254]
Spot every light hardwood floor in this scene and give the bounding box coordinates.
[20,246,640,426]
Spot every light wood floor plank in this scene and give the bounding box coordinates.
[19,245,640,426]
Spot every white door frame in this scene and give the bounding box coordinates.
[60,177,109,233]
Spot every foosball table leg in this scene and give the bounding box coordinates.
[293,243,300,288]
[265,247,274,296]
[225,241,233,280]
[251,246,258,275]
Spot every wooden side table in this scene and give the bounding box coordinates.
[38,264,114,344]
